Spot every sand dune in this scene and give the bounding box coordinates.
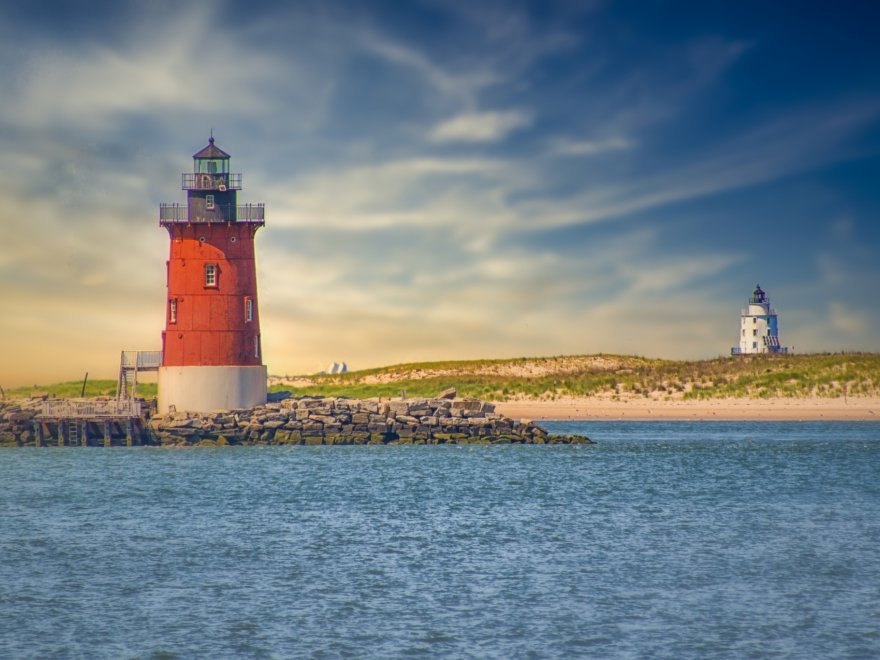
[495,397,880,421]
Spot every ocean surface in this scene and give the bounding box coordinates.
[1,421,879,659]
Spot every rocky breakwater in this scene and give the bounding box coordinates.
[0,397,41,446]
[150,395,592,446]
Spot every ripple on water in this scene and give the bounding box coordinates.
[0,422,879,658]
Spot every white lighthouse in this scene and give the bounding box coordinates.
[731,285,789,355]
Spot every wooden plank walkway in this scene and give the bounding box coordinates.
[36,400,148,447]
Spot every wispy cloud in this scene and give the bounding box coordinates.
[254,222,749,372]
[828,302,870,335]
[428,110,533,143]
[550,136,634,156]
[265,156,513,232]
[514,99,880,230]
[2,6,282,133]
[268,96,880,248]
[358,33,497,108]
[1,1,878,384]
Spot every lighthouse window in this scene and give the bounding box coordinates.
[169,299,177,324]
[753,329,757,336]
[255,335,260,359]
[205,263,217,287]
[245,297,253,322]
[205,194,215,210]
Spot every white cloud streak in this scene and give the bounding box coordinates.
[428,110,533,143]
[828,302,870,335]
[515,99,880,230]
[551,136,634,156]
[358,33,497,107]
[3,7,283,133]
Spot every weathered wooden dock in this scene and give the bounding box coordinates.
[35,400,148,447]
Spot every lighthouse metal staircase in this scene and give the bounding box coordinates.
[762,335,788,355]
[116,351,162,401]
[763,335,779,349]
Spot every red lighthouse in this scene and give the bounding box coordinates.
[157,137,267,412]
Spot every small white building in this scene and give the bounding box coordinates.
[731,285,789,355]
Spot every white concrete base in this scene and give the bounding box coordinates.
[158,365,267,413]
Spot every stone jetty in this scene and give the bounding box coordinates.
[0,394,592,447]
[0,397,43,446]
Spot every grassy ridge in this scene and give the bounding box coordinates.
[269,353,880,401]
[5,353,877,401]
[6,380,158,399]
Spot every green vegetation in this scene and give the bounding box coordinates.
[6,353,877,402]
[6,380,157,399]
[268,353,880,401]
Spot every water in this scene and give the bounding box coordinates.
[1,421,879,658]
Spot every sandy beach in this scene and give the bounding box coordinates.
[494,396,880,421]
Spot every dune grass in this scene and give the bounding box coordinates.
[269,353,880,401]
[5,380,157,399]
[6,353,877,402]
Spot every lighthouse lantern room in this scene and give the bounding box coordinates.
[157,138,267,412]
[731,285,789,356]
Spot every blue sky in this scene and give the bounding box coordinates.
[1,0,878,385]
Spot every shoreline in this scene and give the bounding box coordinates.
[494,396,880,421]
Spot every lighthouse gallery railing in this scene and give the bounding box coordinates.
[159,203,265,223]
